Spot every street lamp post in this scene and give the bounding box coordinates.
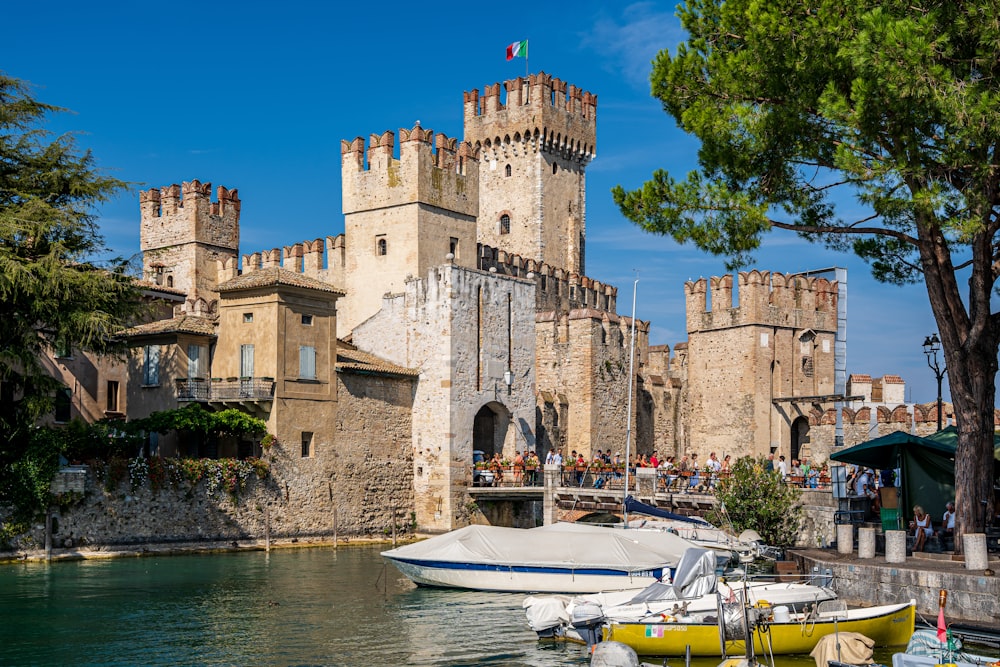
[922,333,947,431]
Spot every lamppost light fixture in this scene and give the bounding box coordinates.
[922,333,946,431]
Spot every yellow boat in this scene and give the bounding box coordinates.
[603,599,915,657]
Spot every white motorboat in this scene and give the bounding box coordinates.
[381,523,699,593]
[524,547,837,642]
[623,495,766,563]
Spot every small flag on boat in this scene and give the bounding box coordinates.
[506,40,528,61]
[937,589,947,643]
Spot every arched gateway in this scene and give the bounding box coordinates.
[473,402,512,458]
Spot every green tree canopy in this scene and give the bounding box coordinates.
[614,0,999,549]
[0,72,144,461]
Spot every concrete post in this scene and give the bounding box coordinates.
[542,464,559,526]
[837,523,854,555]
[858,526,876,559]
[634,467,656,498]
[963,533,989,570]
[885,530,907,563]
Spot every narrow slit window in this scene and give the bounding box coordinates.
[500,214,510,235]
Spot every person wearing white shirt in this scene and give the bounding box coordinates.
[939,501,955,544]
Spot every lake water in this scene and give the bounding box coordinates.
[0,545,889,667]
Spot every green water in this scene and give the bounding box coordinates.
[0,546,901,667]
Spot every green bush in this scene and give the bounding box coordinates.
[708,455,802,547]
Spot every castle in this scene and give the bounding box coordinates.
[44,72,952,536]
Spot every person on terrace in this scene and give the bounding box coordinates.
[938,501,955,544]
[910,505,933,552]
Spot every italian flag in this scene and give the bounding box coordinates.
[506,39,528,61]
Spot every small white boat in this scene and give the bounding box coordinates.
[525,548,837,643]
[381,523,699,593]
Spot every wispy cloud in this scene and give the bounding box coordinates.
[580,3,683,90]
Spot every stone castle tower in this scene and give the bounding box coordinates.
[464,73,596,275]
[336,125,479,336]
[683,270,839,462]
[139,180,241,307]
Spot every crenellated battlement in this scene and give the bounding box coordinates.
[239,234,346,284]
[463,72,596,163]
[685,270,838,334]
[341,124,479,218]
[477,243,616,314]
[140,180,241,251]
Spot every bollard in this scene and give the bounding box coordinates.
[885,530,907,563]
[837,523,854,555]
[963,533,989,570]
[858,527,876,559]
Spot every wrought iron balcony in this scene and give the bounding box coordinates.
[175,377,275,402]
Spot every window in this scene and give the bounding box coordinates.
[301,314,314,326]
[106,380,119,412]
[54,388,72,423]
[376,236,387,256]
[301,432,313,458]
[449,237,459,258]
[166,275,174,288]
[243,313,254,323]
[504,164,512,177]
[142,345,160,386]
[299,345,316,380]
[500,214,510,235]
[240,344,255,378]
[55,339,72,359]
[187,344,206,379]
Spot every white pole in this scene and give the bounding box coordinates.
[623,279,638,526]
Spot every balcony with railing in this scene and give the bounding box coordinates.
[175,377,275,403]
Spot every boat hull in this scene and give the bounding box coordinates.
[386,556,667,593]
[604,601,915,656]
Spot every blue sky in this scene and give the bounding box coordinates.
[5,0,954,405]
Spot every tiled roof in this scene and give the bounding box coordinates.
[121,314,217,338]
[135,280,187,297]
[881,375,905,384]
[217,267,346,296]
[335,340,418,378]
[849,374,872,382]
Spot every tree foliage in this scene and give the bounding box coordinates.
[132,404,267,439]
[615,1,1000,548]
[708,456,802,547]
[0,72,145,462]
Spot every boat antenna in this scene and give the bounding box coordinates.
[622,277,638,527]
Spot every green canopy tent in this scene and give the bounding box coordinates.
[924,425,1000,460]
[829,431,957,528]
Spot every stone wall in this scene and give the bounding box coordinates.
[4,369,416,552]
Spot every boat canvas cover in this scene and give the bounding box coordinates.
[627,547,718,603]
[624,496,711,526]
[382,524,692,572]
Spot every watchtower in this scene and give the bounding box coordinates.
[464,72,596,275]
[339,124,479,336]
[683,271,839,460]
[139,180,241,304]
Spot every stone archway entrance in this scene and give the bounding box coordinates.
[791,416,810,462]
[473,402,511,458]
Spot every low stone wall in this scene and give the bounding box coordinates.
[793,548,1000,626]
[1,455,415,554]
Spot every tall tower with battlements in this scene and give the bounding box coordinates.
[464,72,595,275]
[339,125,480,336]
[139,180,240,306]
[683,271,839,461]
